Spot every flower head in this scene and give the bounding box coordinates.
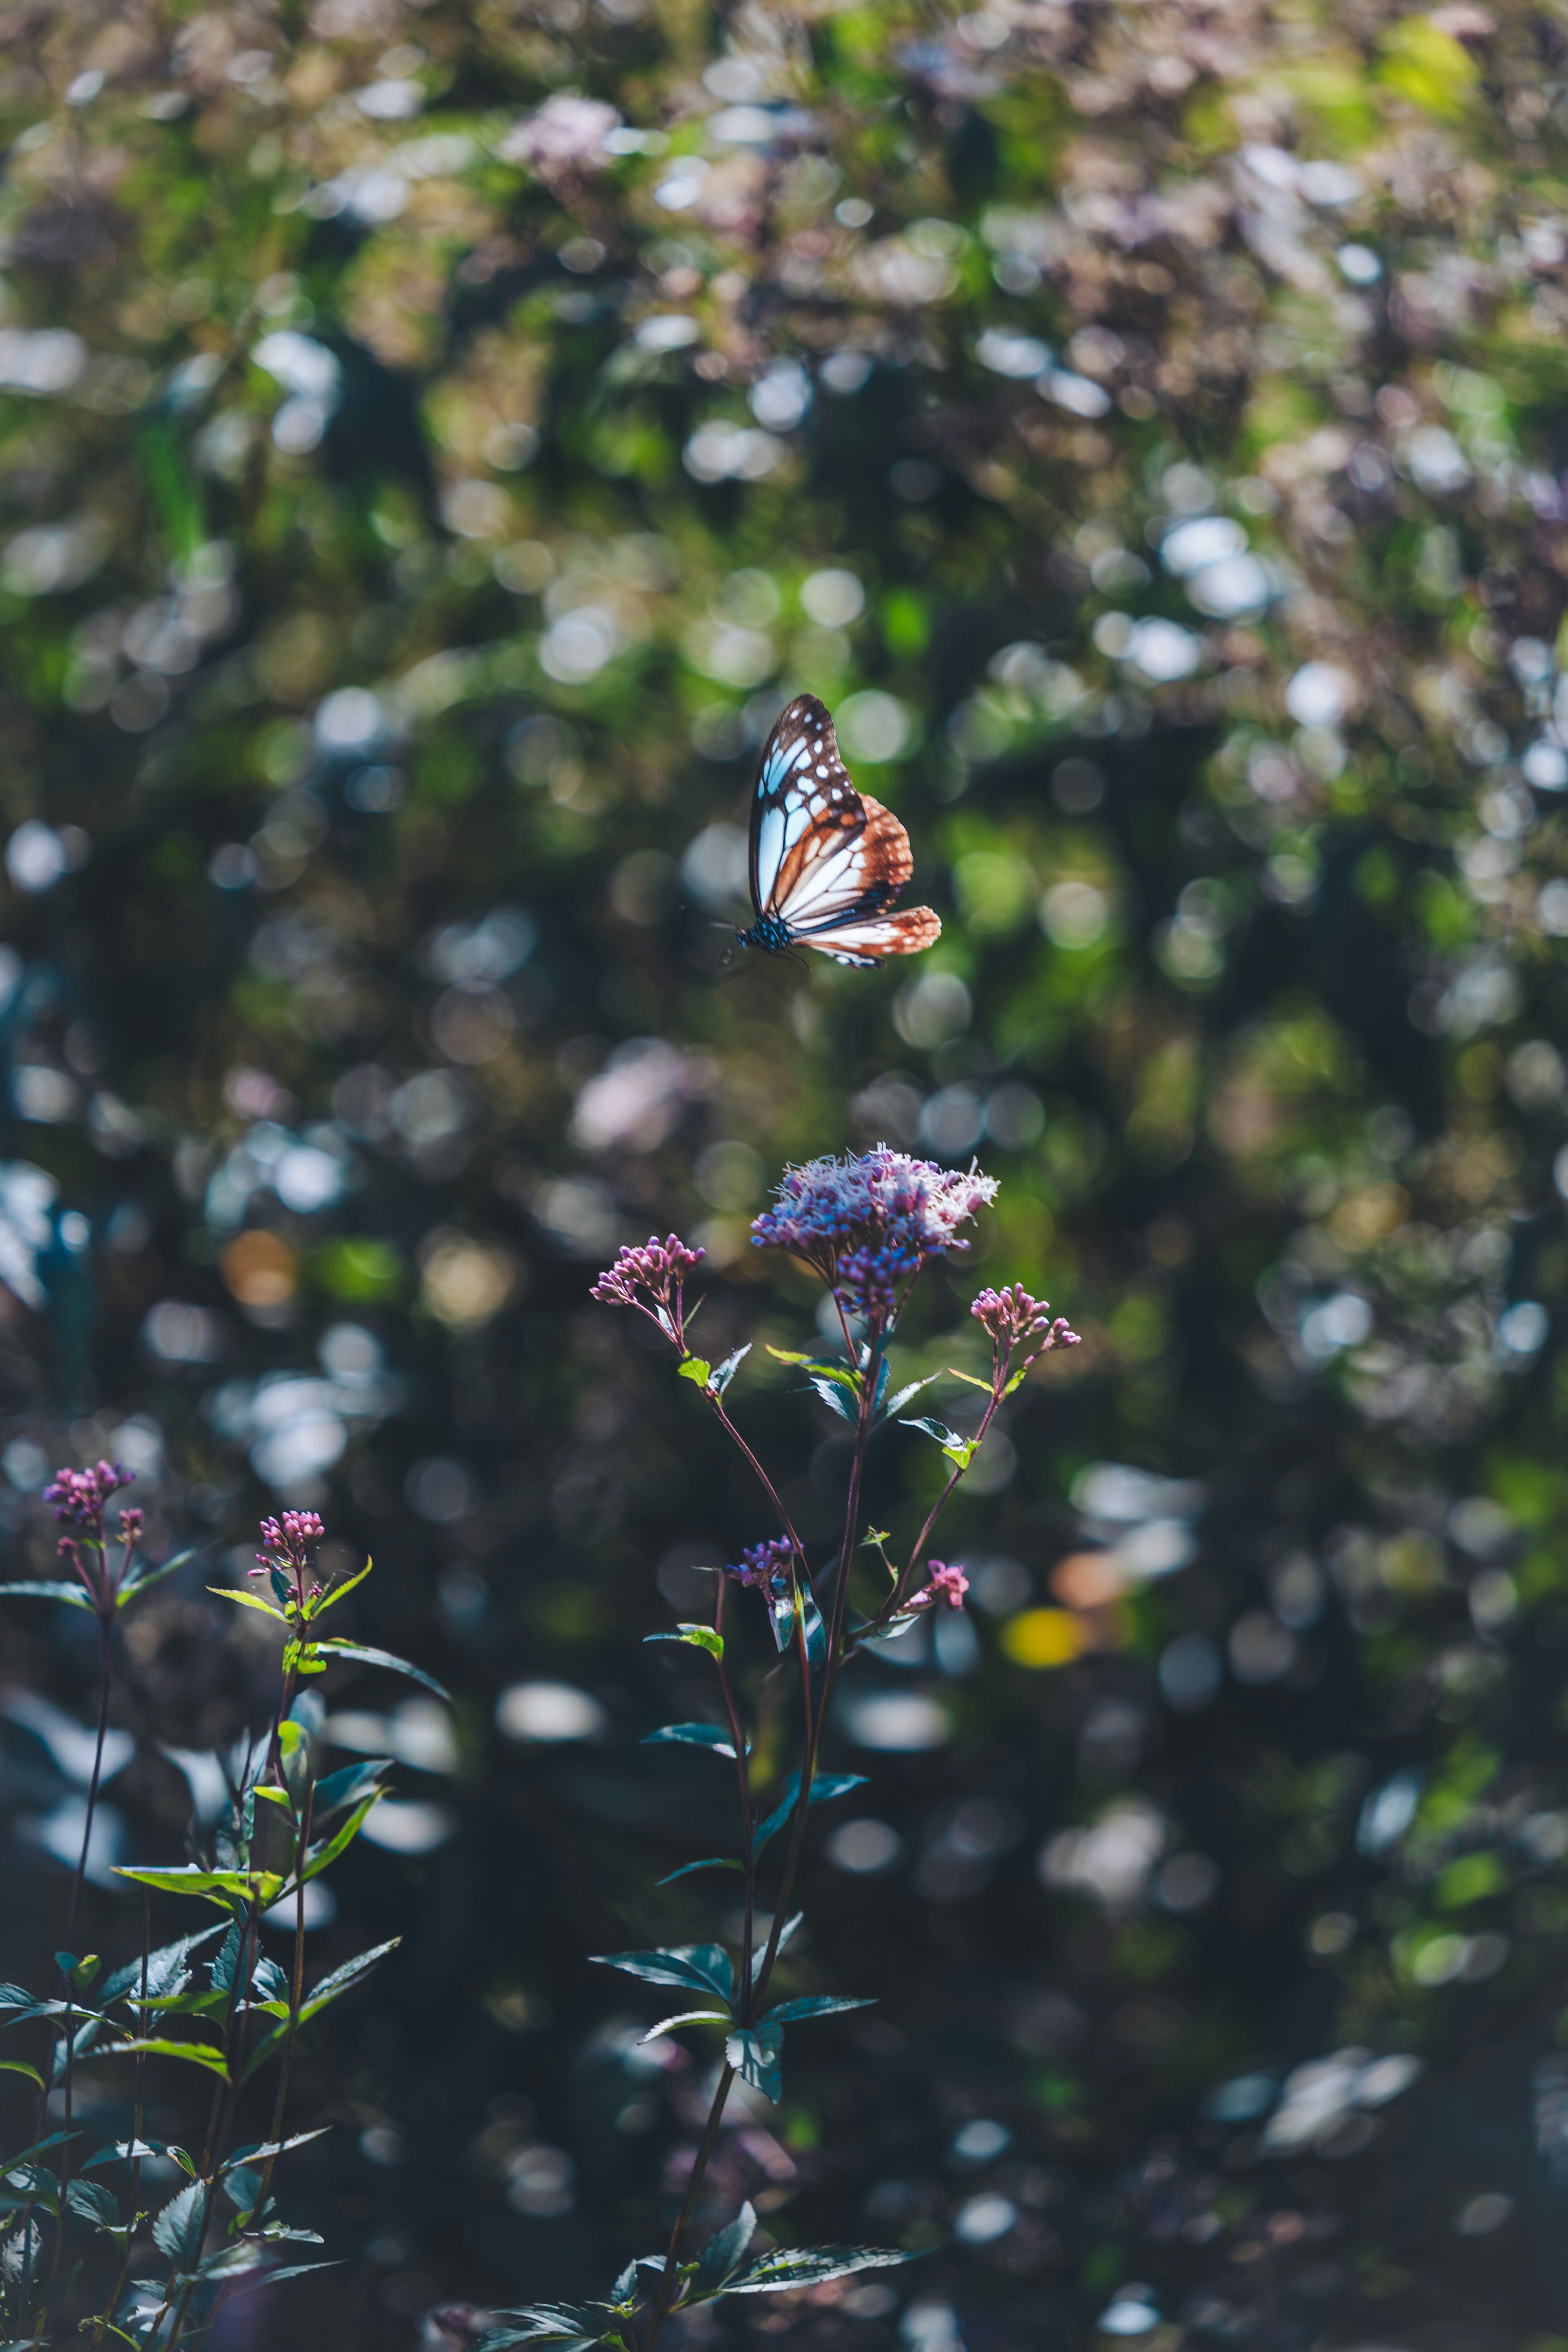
[971,1284,1080,1374]
[253,1510,326,1591]
[909,1560,969,1611]
[752,1147,998,1330]
[726,1535,793,1594]
[44,1459,135,1535]
[591,1234,705,1352]
[43,1459,140,1610]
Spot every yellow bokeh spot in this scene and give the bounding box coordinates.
[1001,1608,1084,1668]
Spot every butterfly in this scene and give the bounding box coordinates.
[735,694,941,968]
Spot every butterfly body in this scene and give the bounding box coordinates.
[736,694,940,969]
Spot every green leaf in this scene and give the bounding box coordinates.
[898,1415,976,1467]
[107,2037,230,2080]
[0,2059,44,2089]
[707,1343,751,1396]
[66,2177,119,2228]
[311,1640,452,1702]
[102,1924,226,2007]
[0,1580,92,1608]
[223,2257,343,2296]
[223,2127,331,2172]
[807,1374,858,1425]
[677,1356,712,1387]
[879,1372,943,1424]
[207,1586,288,1622]
[724,2019,784,2102]
[636,2009,730,2043]
[723,2245,913,2295]
[297,1792,383,1884]
[114,1865,281,1907]
[644,1624,724,1659]
[655,1857,744,1886]
[152,2178,207,2266]
[752,1773,867,1858]
[1002,1364,1032,1398]
[761,1995,876,2025]
[243,1939,401,2080]
[118,1547,200,1604]
[311,1757,395,1819]
[307,1555,374,1618]
[643,1722,739,1759]
[689,2202,758,2299]
[592,1945,735,2002]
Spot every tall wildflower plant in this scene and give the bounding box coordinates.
[482,1149,1080,2352]
[0,1494,444,2346]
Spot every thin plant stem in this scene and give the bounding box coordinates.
[709,1579,756,2020]
[640,1338,883,2352]
[254,1781,316,2218]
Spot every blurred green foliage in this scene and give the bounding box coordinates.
[4,0,1568,2345]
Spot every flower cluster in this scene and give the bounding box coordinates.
[44,1459,142,1610]
[752,1149,1000,1329]
[971,1285,1080,1379]
[726,1536,793,1594]
[254,1509,325,1600]
[44,1459,137,1538]
[592,1234,706,1352]
[909,1561,970,1611]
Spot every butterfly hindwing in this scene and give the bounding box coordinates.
[743,696,938,965]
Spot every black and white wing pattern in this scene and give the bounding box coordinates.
[737,695,940,969]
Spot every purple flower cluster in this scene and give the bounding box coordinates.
[44,1459,137,1538]
[971,1284,1080,1372]
[44,1459,142,1610]
[254,1509,325,1597]
[751,1148,1000,1328]
[909,1561,970,1611]
[591,1234,706,1352]
[726,1536,793,1594]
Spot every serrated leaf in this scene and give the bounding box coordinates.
[102,1922,227,2008]
[224,2257,343,2295]
[723,2245,913,2294]
[655,1856,743,1886]
[198,2240,265,2280]
[636,2009,730,2044]
[152,2178,207,2266]
[677,1356,712,1387]
[807,1374,858,1425]
[690,2201,757,2296]
[707,1343,751,1396]
[724,2020,783,2103]
[752,1772,867,1858]
[311,1640,452,1702]
[591,1945,735,2002]
[107,2037,230,2079]
[643,1722,737,1759]
[66,2177,119,2227]
[224,2166,262,2221]
[0,1580,93,1607]
[761,1995,875,2025]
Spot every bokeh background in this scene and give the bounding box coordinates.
[4,0,1568,2345]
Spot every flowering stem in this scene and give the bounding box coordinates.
[708,1397,816,1602]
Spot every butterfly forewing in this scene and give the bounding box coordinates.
[743,693,940,966]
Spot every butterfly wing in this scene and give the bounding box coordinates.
[747,696,939,963]
[797,907,944,968]
[748,695,864,919]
